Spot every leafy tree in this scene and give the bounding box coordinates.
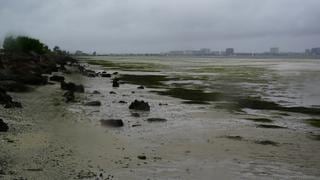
[2,35,48,54]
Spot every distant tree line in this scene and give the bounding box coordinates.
[1,35,68,55]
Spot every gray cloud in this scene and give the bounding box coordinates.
[0,0,319,53]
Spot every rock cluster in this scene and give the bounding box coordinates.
[129,100,150,111]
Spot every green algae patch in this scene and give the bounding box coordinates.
[256,124,287,129]
[120,74,174,88]
[86,60,164,72]
[155,88,224,103]
[306,119,320,128]
[246,118,273,123]
[182,100,211,105]
[236,97,320,115]
[309,134,320,141]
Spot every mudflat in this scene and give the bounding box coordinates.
[1,57,320,179]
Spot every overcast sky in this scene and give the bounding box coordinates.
[0,0,320,53]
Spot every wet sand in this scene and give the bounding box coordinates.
[1,57,320,179]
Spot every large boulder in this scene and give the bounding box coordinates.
[63,91,75,103]
[112,79,119,88]
[0,119,9,132]
[61,81,84,93]
[49,75,65,82]
[100,119,124,127]
[101,72,111,78]
[129,100,150,111]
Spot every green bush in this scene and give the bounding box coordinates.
[2,36,49,54]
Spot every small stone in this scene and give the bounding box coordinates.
[137,85,145,89]
[137,155,147,160]
[100,119,124,127]
[147,118,167,122]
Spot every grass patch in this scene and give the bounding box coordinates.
[246,118,273,123]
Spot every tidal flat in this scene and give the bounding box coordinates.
[1,56,320,179]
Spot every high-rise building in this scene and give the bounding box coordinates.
[225,48,234,56]
[200,48,211,55]
[270,47,279,54]
[311,48,320,55]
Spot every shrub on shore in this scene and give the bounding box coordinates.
[2,36,49,55]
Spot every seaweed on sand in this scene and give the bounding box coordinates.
[256,124,287,129]
[246,118,273,123]
[254,140,279,146]
[236,97,320,115]
[120,74,173,88]
[155,88,224,104]
[305,119,320,128]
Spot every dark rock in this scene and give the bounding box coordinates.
[137,155,146,160]
[255,140,279,146]
[0,88,13,105]
[131,113,140,117]
[129,100,150,111]
[101,73,111,78]
[85,101,101,106]
[112,79,119,88]
[109,91,117,94]
[92,90,101,94]
[159,103,168,106]
[49,75,65,82]
[147,118,167,122]
[87,73,96,78]
[113,72,118,75]
[132,124,141,127]
[63,91,75,103]
[0,119,9,132]
[119,101,127,104]
[61,81,84,93]
[137,85,145,89]
[100,119,124,127]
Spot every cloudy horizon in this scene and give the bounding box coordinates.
[1,0,320,53]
